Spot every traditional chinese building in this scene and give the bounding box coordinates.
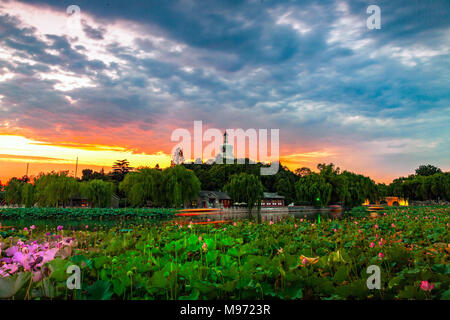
[261,192,285,207]
[194,190,232,208]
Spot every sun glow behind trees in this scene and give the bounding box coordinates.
[0,135,171,181]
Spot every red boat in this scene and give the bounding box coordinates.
[175,208,221,216]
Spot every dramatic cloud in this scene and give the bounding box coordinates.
[0,0,449,182]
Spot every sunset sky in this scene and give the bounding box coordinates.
[0,0,449,184]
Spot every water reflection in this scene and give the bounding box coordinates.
[174,207,342,225]
[0,208,343,231]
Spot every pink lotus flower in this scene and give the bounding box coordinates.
[32,271,43,282]
[420,281,434,292]
[269,221,274,225]
[202,242,208,251]
[369,242,375,248]
[374,224,378,229]
[30,225,35,230]
[23,227,28,231]
[294,224,297,228]
[198,236,203,242]
[391,223,396,228]
[302,258,307,265]
[233,222,237,226]
[334,229,337,233]
[378,252,384,259]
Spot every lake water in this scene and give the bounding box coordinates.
[0,208,343,231]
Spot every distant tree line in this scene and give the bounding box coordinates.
[0,160,201,209]
[1,160,448,209]
[388,165,449,202]
[119,166,200,208]
[183,162,382,208]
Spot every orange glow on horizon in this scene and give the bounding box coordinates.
[0,134,171,182]
[0,134,398,184]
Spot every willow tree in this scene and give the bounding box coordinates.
[164,165,201,208]
[5,178,24,205]
[429,173,450,201]
[34,172,79,207]
[388,172,450,201]
[317,163,349,205]
[21,183,35,207]
[119,168,164,207]
[81,179,114,207]
[341,171,378,207]
[295,173,332,207]
[224,173,264,222]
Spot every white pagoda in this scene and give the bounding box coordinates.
[215,131,234,164]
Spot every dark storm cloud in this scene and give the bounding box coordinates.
[0,0,448,166]
[81,20,106,40]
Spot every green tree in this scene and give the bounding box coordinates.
[415,164,442,176]
[295,167,312,177]
[272,166,298,205]
[81,179,114,207]
[0,180,5,205]
[388,172,449,202]
[295,173,332,207]
[377,183,389,200]
[224,173,264,222]
[21,183,35,207]
[318,163,349,204]
[341,171,377,207]
[164,166,201,208]
[81,168,108,181]
[34,172,79,207]
[119,168,164,207]
[429,173,450,201]
[5,178,24,205]
[110,159,133,182]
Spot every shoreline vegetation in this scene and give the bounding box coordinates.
[0,162,448,211]
[0,206,448,300]
[1,162,448,300]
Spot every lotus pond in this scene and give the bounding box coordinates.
[0,206,449,300]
